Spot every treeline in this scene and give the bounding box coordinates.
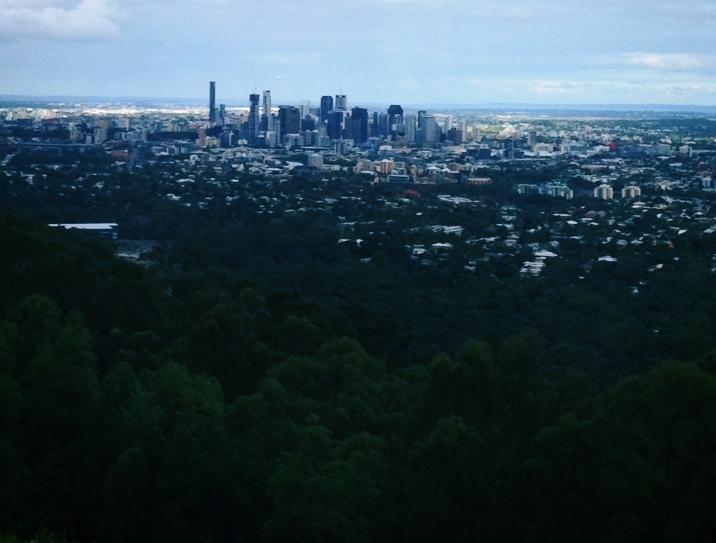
[1,215,716,542]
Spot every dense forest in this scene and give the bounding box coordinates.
[1,213,716,542]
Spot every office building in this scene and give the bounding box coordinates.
[404,114,417,142]
[458,121,467,142]
[418,110,427,128]
[375,113,388,138]
[335,94,348,112]
[447,127,463,144]
[387,104,404,123]
[327,111,344,139]
[279,106,301,136]
[320,95,333,122]
[301,115,316,131]
[422,114,439,144]
[350,107,368,143]
[388,104,404,136]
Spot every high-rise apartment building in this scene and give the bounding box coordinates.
[209,81,216,124]
[262,90,272,118]
[262,90,272,131]
[594,184,614,200]
[622,185,641,199]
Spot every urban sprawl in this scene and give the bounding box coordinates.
[1,83,716,280]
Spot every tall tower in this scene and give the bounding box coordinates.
[248,93,260,141]
[335,94,348,112]
[262,90,273,131]
[404,114,417,142]
[262,90,272,118]
[278,105,301,135]
[209,81,216,124]
[387,104,404,136]
[350,107,368,143]
[418,110,427,128]
[320,95,333,121]
[423,114,439,144]
[327,111,343,140]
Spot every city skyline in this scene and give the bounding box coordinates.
[1,0,716,105]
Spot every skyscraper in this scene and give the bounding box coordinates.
[371,112,380,137]
[416,110,428,143]
[209,81,216,124]
[248,93,260,142]
[327,111,344,140]
[417,110,427,128]
[422,114,439,144]
[278,106,301,136]
[350,107,368,143]
[262,90,272,118]
[404,114,417,142]
[376,113,388,137]
[219,104,226,126]
[335,94,348,112]
[320,95,333,122]
[263,90,272,130]
[458,121,467,142]
[387,104,404,135]
[301,115,316,131]
[299,101,311,120]
[528,130,537,147]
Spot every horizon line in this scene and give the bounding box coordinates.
[1,94,716,111]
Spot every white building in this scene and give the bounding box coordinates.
[543,182,573,199]
[594,184,614,200]
[621,185,641,199]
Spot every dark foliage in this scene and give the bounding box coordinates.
[1,215,716,543]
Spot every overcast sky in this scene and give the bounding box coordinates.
[1,0,716,105]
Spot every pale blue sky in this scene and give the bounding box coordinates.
[1,0,716,105]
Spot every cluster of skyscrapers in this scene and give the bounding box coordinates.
[207,81,452,148]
